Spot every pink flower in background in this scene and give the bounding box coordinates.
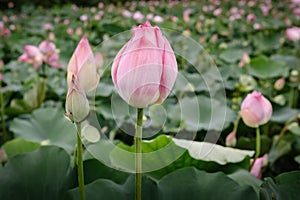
[153,15,164,23]
[171,16,178,22]
[0,73,3,81]
[238,52,250,68]
[19,41,61,69]
[183,8,193,23]
[213,8,222,16]
[286,27,300,41]
[293,8,300,18]
[67,36,99,93]
[67,27,74,35]
[63,19,70,25]
[250,154,268,178]
[39,40,56,55]
[39,40,61,68]
[75,27,82,36]
[292,0,300,4]
[8,2,14,8]
[146,13,154,20]
[274,78,285,91]
[285,18,292,26]
[0,21,11,36]
[9,24,16,31]
[98,2,104,9]
[241,91,272,128]
[80,14,89,22]
[43,23,53,31]
[246,13,256,22]
[122,10,132,18]
[133,11,144,23]
[94,14,101,21]
[111,21,178,108]
[253,23,262,30]
[18,45,43,69]
[225,131,237,147]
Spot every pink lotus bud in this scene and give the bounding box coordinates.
[242,52,250,64]
[153,15,164,23]
[43,23,53,31]
[75,27,82,36]
[225,131,237,147]
[18,45,43,69]
[122,10,132,18]
[253,23,262,30]
[65,76,90,123]
[246,13,256,22]
[133,11,144,23]
[286,27,300,41]
[67,28,73,35]
[241,91,272,128]
[67,36,99,93]
[111,21,178,108]
[80,14,89,22]
[213,8,222,16]
[238,52,250,68]
[146,13,154,20]
[274,78,285,90]
[250,154,268,179]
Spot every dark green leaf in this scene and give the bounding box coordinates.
[249,55,288,79]
[0,146,75,200]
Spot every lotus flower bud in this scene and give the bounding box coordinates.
[274,78,285,90]
[290,70,299,83]
[225,131,237,147]
[111,21,178,108]
[286,27,300,41]
[67,36,99,93]
[65,36,99,122]
[250,154,268,179]
[241,90,272,128]
[65,76,89,123]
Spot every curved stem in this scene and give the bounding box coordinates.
[76,123,85,200]
[135,108,143,200]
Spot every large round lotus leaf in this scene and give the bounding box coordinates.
[9,107,76,153]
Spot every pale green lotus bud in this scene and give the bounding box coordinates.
[65,80,89,123]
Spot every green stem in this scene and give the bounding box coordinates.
[232,113,241,134]
[0,81,7,142]
[76,123,85,200]
[289,86,294,108]
[251,127,261,170]
[135,108,143,200]
[72,143,77,168]
[255,127,261,159]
